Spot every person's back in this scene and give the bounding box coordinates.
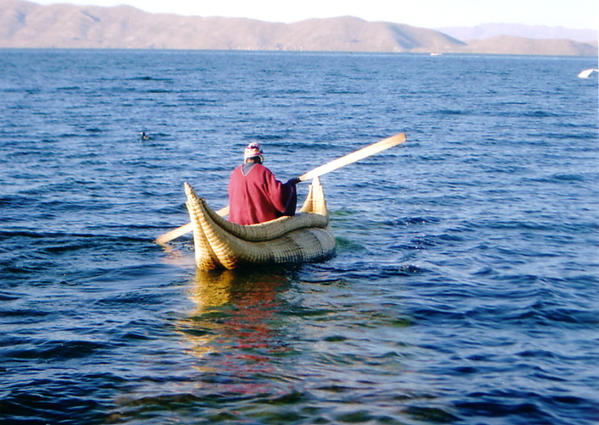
[228,142,299,225]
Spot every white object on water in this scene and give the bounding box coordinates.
[577,68,598,78]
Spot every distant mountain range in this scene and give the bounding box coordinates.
[1,0,597,56]
[437,23,597,43]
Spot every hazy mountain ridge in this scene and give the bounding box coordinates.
[461,35,597,56]
[437,23,597,43]
[1,0,597,56]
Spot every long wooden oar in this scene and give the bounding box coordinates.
[155,133,406,245]
[155,207,227,246]
[297,133,406,181]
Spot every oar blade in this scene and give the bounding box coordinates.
[155,222,193,246]
[155,205,229,246]
[298,133,406,182]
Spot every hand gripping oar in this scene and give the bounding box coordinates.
[155,133,406,245]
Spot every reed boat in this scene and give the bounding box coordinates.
[184,176,335,271]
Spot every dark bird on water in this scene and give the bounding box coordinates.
[140,131,150,141]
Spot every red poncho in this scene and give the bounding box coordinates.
[228,163,297,225]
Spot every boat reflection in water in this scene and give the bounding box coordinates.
[178,268,294,397]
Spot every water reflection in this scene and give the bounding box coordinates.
[178,268,293,396]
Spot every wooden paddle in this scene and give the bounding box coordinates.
[155,133,406,245]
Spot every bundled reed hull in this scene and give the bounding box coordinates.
[184,177,335,271]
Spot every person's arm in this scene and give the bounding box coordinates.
[264,168,297,216]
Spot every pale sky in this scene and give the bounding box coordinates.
[32,0,598,29]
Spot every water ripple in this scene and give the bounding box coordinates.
[0,50,597,425]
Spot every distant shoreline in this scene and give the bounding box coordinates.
[0,48,597,58]
[2,1,597,56]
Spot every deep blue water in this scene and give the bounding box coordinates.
[1,49,598,424]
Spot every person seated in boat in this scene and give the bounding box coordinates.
[228,142,300,225]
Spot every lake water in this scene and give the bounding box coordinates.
[1,49,598,424]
